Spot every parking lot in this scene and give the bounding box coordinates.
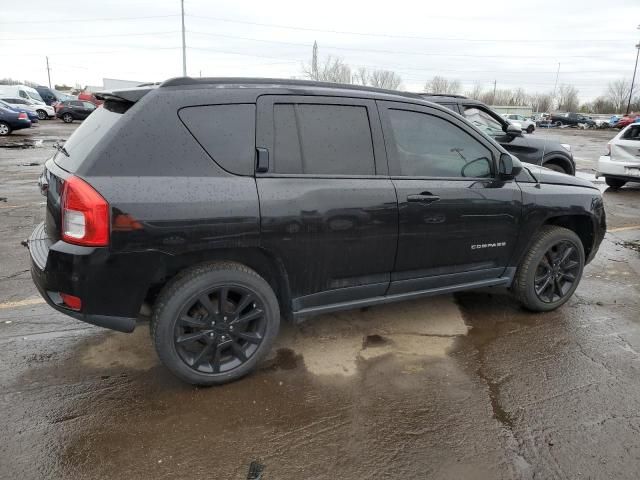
[1,122,639,479]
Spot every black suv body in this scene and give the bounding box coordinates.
[421,95,576,175]
[29,78,605,385]
[56,100,96,123]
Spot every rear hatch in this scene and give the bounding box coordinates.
[611,124,640,164]
[43,92,146,243]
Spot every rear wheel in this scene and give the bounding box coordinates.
[544,162,568,174]
[62,113,73,123]
[513,226,584,312]
[555,121,563,127]
[36,109,47,120]
[152,262,280,385]
[0,122,10,135]
[605,177,626,189]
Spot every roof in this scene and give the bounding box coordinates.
[159,77,425,101]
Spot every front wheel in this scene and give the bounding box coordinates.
[61,113,73,123]
[526,124,535,134]
[0,121,11,135]
[512,226,585,312]
[36,109,47,120]
[152,262,280,385]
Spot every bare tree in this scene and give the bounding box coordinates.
[530,92,554,113]
[465,83,484,100]
[557,84,580,112]
[303,55,352,83]
[606,79,632,113]
[368,70,402,90]
[0,78,38,87]
[424,76,460,95]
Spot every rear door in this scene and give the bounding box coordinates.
[256,95,398,311]
[612,124,640,166]
[378,101,522,294]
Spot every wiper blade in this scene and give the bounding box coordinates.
[53,142,69,157]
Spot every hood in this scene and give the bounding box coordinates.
[523,135,567,155]
[526,166,596,189]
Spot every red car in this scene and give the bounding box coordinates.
[77,91,104,106]
[615,114,638,129]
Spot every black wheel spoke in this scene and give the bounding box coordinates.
[179,315,206,328]
[234,293,254,314]
[211,343,222,373]
[198,294,216,316]
[232,308,264,325]
[233,331,262,344]
[563,260,579,271]
[561,272,576,281]
[558,246,574,265]
[553,277,564,298]
[176,331,208,344]
[191,342,214,368]
[218,287,229,314]
[534,240,581,304]
[535,275,552,296]
[231,341,247,362]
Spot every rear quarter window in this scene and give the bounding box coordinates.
[179,104,256,176]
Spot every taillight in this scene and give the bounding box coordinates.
[18,112,28,120]
[61,176,109,246]
[60,293,82,311]
[606,143,611,156]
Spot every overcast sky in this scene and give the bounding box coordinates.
[1,0,638,101]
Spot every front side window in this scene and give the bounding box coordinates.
[622,125,640,140]
[272,104,375,175]
[387,109,493,178]
[464,107,505,137]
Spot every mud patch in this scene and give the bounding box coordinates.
[262,348,301,371]
[363,334,389,348]
[81,328,157,371]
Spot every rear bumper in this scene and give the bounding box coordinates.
[28,222,148,333]
[596,155,640,181]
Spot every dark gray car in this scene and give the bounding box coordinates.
[421,94,576,175]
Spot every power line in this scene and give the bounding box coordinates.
[0,14,180,24]
[0,30,180,42]
[187,30,627,60]
[186,14,631,44]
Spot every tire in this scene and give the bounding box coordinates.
[544,162,568,174]
[513,226,585,312]
[152,262,280,385]
[605,177,626,189]
[0,121,11,136]
[555,121,563,127]
[62,113,74,123]
[36,109,47,120]
[526,124,535,134]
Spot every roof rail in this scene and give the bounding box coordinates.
[160,76,425,100]
[419,92,468,99]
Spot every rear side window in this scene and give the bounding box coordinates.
[179,104,255,176]
[622,125,640,140]
[272,104,375,175]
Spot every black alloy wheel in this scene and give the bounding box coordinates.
[534,240,580,303]
[175,285,267,374]
[37,109,47,120]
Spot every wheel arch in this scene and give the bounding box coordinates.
[145,247,293,320]
[543,214,595,259]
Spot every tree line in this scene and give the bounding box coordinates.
[303,45,639,114]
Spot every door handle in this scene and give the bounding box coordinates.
[407,193,440,204]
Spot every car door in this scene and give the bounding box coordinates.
[78,101,95,119]
[256,95,398,311]
[378,101,522,294]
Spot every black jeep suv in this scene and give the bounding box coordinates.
[420,94,576,175]
[29,78,605,385]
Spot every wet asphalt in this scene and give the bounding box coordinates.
[1,123,639,479]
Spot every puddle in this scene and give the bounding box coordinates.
[0,138,63,149]
[81,328,157,371]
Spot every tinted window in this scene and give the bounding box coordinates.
[82,102,96,109]
[179,104,256,176]
[71,101,84,107]
[387,109,493,178]
[273,104,375,175]
[622,125,640,140]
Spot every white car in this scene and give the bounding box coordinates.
[502,114,536,134]
[596,123,640,188]
[0,97,55,120]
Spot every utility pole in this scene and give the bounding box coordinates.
[626,28,640,114]
[46,56,51,88]
[312,41,318,80]
[181,0,187,76]
[492,80,496,105]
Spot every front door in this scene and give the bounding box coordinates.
[377,101,522,294]
[256,95,398,311]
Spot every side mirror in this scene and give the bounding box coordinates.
[505,123,522,137]
[498,153,522,180]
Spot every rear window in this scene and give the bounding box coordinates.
[54,106,123,172]
[178,104,256,176]
[272,104,375,175]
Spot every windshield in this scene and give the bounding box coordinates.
[464,107,505,137]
